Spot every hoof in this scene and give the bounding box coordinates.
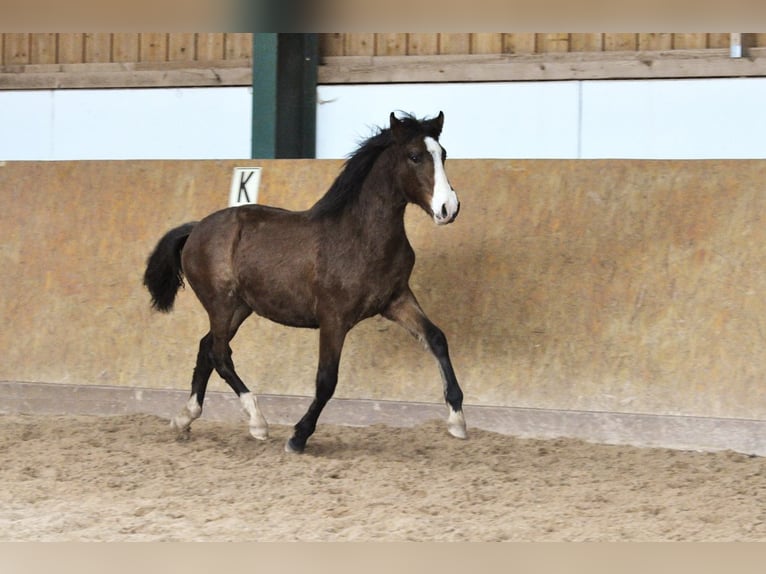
[249,425,269,441]
[172,424,191,442]
[170,417,190,434]
[175,430,191,442]
[284,437,305,454]
[447,409,468,440]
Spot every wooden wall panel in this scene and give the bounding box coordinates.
[2,33,765,88]
[57,33,84,64]
[316,33,766,57]
[470,33,503,55]
[673,33,708,49]
[407,33,439,55]
[345,33,375,56]
[537,33,570,53]
[503,33,536,54]
[439,33,471,55]
[84,33,112,64]
[638,33,673,50]
[197,33,226,60]
[316,33,766,84]
[604,33,638,51]
[0,33,252,66]
[319,33,344,57]
[112,33,139,63]
[3,33,29,65]
[29,34,57,65]
[707,34,730,49]
[139,33,167,63]
[224,34,251,60]
[168,33,196,61]
[375,33,408,56]
[570,34,603,52]
[3,33,766,66]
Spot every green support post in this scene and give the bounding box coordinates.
[251,33,318,159]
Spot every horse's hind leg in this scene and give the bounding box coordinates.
[383,288,467,440]
[208,303,269,440]
[171,333,214,437]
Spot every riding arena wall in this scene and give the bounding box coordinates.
[2,159,764,452]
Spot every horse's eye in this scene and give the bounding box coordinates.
[408,152,422,164]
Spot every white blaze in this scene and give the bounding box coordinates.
[424,136,459,224]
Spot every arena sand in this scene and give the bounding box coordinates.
[0,413,763,541]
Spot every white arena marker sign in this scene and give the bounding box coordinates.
[229,167,262,206]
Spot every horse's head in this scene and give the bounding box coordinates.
[389,111,460,225]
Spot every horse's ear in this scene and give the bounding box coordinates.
[390,112,405,142]
[430,111,444,137]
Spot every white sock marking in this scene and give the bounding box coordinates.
[447,407,468,439]
[240,392,269,440]
[171,394,202,431]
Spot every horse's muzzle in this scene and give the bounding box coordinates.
[435,200,460,225]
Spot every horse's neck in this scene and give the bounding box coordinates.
[346,156,408,240]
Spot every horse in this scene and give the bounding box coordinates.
[143,111,467,453]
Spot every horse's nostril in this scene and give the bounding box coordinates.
[441,204,448,218]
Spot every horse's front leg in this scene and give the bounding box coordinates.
[383,288,467,439]
[285,323,348,453]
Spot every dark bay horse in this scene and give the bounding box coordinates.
[143,111,466,453]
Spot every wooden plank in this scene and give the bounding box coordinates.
[470,33,503,55]
[57,33,84,64]
[140,33,167,62]
[112,33,139,63]
[638,33,673,51]
[439,34,471,55]
[604,33,637,51]
[168,33,196,61]
[3,34,29,65]
[707,34,730,49]
[0,61,253,90]
[197,33,225,61]
[29,33,57,65]
[344,33,375,57]
[375,33,408,56]
[503,33,536,54]
[317,48,766,84]
[673,33,707,49]
[319,33,344,57]
[224,33,252,60]
[84,33,112,63]
[407,34,438,55]
[6,44,766,90]
[570,34,603,52]
[537,33,570,53]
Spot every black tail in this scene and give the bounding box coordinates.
[143,222,197,312]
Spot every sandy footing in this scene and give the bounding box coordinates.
[0,413,763,541]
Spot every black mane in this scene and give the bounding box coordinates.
[309,114,439,219]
